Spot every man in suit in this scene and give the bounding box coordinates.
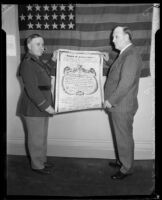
[103,26,143,180]
[18,34,57,175]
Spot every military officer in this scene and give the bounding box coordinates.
[18,34,57,175]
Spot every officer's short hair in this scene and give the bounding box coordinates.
[26,34,44,45]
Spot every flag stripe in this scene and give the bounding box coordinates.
[76,22,152,31]
[20,38,151,47]
[20,43,150,52]
[76,4,151,7]
[76,14,152,24]
[19,30,152,40]
[77,13,150,24]
[20,51,150,61]
[76,4,153,14]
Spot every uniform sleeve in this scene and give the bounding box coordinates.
[46,59,56,76]
[20,60,50,111]
[103,59,111,70]
[108,54,141,106]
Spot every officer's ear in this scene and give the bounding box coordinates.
[27,42,32,51]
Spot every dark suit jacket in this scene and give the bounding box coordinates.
[104,44,143,113]
[18,53,56,117]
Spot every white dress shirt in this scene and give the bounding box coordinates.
[120,43,132,55]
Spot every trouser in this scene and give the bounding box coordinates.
[23,116,49,169]
[110,111,135,174]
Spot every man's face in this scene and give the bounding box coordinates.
[28,37,44,57]
[112,27,127,51]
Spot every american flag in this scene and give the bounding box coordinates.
[18,4,153,77]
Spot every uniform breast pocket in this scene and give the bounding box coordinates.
[37,69,51,85]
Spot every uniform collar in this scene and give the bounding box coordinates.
[25,52,40,61]
[25,52,46,69]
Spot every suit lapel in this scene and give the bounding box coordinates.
[109,44,134,74]
[109,55,120,73]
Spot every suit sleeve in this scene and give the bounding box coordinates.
[20,61,50,111]
[108,54,141,106]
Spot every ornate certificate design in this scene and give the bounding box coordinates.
[55,49,104,113]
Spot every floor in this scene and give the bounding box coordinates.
[6,155,155,198]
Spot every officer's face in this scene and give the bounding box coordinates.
[28,37,44,57]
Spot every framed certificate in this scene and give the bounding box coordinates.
[55,49,104,113]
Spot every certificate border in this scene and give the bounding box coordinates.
[55,49,104,113]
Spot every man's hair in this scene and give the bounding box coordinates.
[123,26,132,41]
[26,34,43,45]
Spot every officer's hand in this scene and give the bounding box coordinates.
[102,52,109,62]
[45,105,56,114]
[52,50,58,62]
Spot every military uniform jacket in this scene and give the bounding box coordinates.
[18,53,56,117]
[104,44,143,113]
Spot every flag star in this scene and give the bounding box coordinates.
[60,4,66,11]
[36,22,42,29]
[60,13,66,20]
[36,13,41,20]
[44,22,50,29]
[27,22,34,29]
[35,4,41,11]
[68,13,74,20]
[27,4,32,11]
[43,4,49,11]
[52,22,58,29]
[52,13,58,20]
[51,4,57,11]
[27,13,33,20]
[68,4,74,11]
[60,22,66,29]
[20,14,25,21]
[43,13,49,20]
[68,22,74,29]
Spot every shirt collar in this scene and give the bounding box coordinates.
[120,43,132,55]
